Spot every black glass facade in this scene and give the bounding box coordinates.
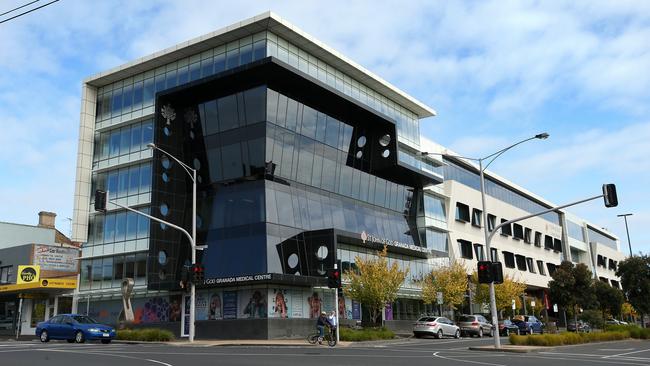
[146,59,444,291]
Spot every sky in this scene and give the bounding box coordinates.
[0,0,648,254]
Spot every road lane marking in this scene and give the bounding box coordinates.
[432,351,506,366]
[604,348,650,359]
[600,348,635,351]
[37,348,174,366]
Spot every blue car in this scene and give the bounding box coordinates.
[36,314,116,343]
[512,315,544,335]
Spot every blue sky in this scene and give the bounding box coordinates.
[0,0,648,254]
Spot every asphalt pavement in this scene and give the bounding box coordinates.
[0,336,649,365]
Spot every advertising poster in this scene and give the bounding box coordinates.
[168,295,182,322]
[207,291,223,320]
[223,291,238,319]
[385,302,393,321]
[195,292,210,321]
[322,290,335,315]
[290,289,304,318]
[270,288,289,318]
[306,290,323,319]
[239,289,267,319]
[32,245,79,272]
[352,300,361,320]
[183,296,190,336]
[344,297,353,320]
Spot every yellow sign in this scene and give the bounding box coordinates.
[0,277,77,293]
[17,265,40,284]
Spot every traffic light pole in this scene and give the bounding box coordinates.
[334,263,339,344]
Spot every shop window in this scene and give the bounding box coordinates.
[458,239,473,259]
[471,208,482,227]
[0,266,13,284]
[455,202,470,223]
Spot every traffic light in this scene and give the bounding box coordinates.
[603,184,618,208]
[95,190,107,212]
[191,264,205,284]
[477,261,493,284]
[491,262,504,284]
[327,268,341,288]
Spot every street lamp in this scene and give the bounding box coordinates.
[147,143,198,343]
[617,213,633,256]
[421,132,549,349]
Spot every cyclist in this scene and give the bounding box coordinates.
[316,311,333,344]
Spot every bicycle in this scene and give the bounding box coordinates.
[307,326,337,347]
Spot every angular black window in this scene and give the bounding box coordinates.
[546,263,557,276]
[544,235,554,250]
[473,244,485,261]
[471,208,482,227]
[536,260,546,275]
[524,228,532,244]
[487,214,496,232]
[500,218,512,236]
[553,238,562,252]
[526,257,536,273]
[458,239,473,259]
[534,231,542,247]
[503,252,515,268]
[455,202,470,223]
[515,254,527,271]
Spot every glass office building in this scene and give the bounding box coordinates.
[72,12,449,338]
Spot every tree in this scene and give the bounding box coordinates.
[616,255,650,327]
[594,281,624,320]
[472,272,527,315]
[549,261,596,325]
[421,262,468,310]
[343,245,408,325]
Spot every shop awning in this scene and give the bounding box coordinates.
[0,277,77,295]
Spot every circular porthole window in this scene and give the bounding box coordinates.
[163,126,172,137]
[382,149,390,158]
[158,250,168,265]
[196,215,203,229]
[160,203,169,216]
[189,130,195,140]
[158,269,167,280]
[356,151,363,159]
[316,245,329,260]
[357,136,367,148]
[379,134,391,147]
[162,172,170,183]
[160,222,168,230]
[161,156,172,170]
[288,253,299,269]
[197,175,203,183]
[193,158,201,170]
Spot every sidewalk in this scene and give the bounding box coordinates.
[116,339,353,347]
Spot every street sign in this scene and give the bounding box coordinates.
[436,292,443,305]
[511,299,516,310]
[531,301,536,308]
[553,304,558,312]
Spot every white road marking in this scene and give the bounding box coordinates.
[600,348,635,351]
[145,359,173,366]
[432,351,507,366]
[604,348,650,359]
[38,348,174,366]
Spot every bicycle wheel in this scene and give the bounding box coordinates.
[307,333,319,345]
[327,335,337,347]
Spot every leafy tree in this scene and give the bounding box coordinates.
[549,261,596,324]
[343,245,408,325]
[616,255,650,327]
[594,280,624,319]
[472,272,527,315]
[421,261,468,310]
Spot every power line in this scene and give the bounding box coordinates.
[0,0,39,17]
[0,0,59,25]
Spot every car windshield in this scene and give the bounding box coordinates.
[71,315,98,324]
[458,316,474,322]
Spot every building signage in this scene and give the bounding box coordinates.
[32,245,79,272]
[17,265,40,284]
[360,231,429,253]
[203,273,272,286]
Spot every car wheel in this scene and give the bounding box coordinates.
[39,330,49,343]
[455,329,460,339]
[101,339,111,344]
[75,331,85,344]
[437,329,444,339]
[414,333,422,339]
[478,328,483,338]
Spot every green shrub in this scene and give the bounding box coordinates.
[579,310,604,329]
[605,324,650,339]
[116,328,174,342]
[339,327,395,341]
[509,331,628,346]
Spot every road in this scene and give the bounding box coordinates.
[0,336,649,365]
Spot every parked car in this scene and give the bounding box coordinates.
[512,315,544,335]
[498,319,520,336]
[606,318,628,325]
[36,314,116,343]
[457,314,494,337]
[567,320,591,333]
[413,316,460,339]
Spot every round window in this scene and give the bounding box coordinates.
[316,245,329,260]
[196,215,203,229]
[162,172,170,183]
[379,134,391,147]
[163,126,172,137]
[161,156,172,170]
[160,203,169,216]
[193,158,201,170]
[357,136,367,148]
[189,130,195,140]
[382,149,390,158]
[356,151,363,159]
[287,253,299,269]
[158,269,167,280]
[158,250,168,265]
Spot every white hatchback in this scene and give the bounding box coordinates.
[413,316,460,339]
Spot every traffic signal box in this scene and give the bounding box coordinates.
[327,268,341,288]
[477,261,504,284]
[602,184,618,208]
[191,264,205,284]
